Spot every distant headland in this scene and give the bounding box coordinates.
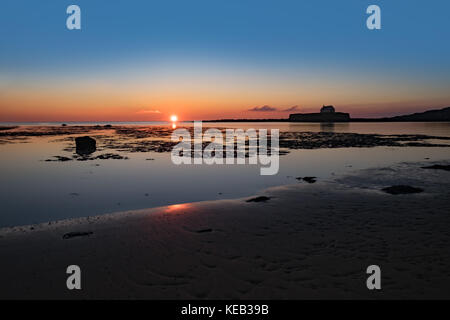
[203,106,450,122]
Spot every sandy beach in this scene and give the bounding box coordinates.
[1,161,449,299]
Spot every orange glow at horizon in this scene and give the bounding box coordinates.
[1,63,449,121]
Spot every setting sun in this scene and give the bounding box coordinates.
[170,115,178,122]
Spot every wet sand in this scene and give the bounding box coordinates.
[1,161,449,299]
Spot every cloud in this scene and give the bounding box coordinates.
[282,105,300,112]
[136,109,161,114]
[248,105,277,112]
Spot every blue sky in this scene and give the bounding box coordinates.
[1,0,450,120]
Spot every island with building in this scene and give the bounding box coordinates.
[202,106,450,123]
[288,105,350,122]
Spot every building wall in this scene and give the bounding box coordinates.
[320,106,335,113]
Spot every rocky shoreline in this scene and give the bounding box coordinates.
[1,126,449,160]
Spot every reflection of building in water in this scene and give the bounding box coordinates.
[320,122,335,132]
[289,105,350,122]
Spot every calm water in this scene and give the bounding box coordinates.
[1,122,449,227]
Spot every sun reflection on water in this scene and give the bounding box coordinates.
[163,203,190,213]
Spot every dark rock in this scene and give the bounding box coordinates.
[75,136,96,155]
[62,231,93,239]
[93,153,128,160]
[421,164,450,171]
[303,177,317,183]
[196,228,213,233]
[381,185,424,195]
[0,126,18,131]
[104,124,112,128]
[296,176,317,183]
[45,156,73,162]
[61,123,67,127]
[246,196,271,202]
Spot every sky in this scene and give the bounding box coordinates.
[1,0,450,121]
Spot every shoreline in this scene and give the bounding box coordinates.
[0,160,447,233]
[1,161,449,299]
[1,119,450,126]
[2,123,449,229]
